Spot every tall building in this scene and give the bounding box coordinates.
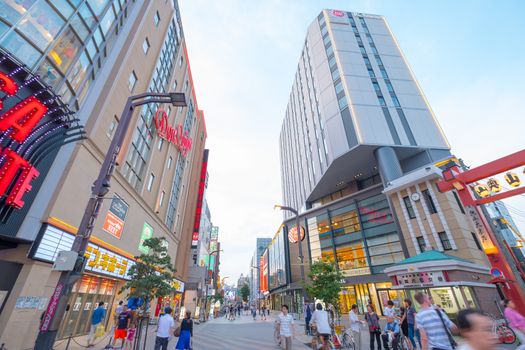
[0,1,207,348]
[278,9,497,316]
[249,237,271,303]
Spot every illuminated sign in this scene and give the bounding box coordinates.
[260,253,268,293]
[171,278,185,293]
[395,271,446,287]
[154,109,192,157]
[31,224,133,279]
[0,56,81,212]
[332,10,345,17]
[138,222,153,253]
[467,206,498,255]
[288,226,305,243]
[191,150,208,247]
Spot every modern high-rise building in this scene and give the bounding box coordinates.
[0,1,207,348]
[278,9,497,316]
[249,237,272,303]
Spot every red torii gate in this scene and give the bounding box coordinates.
[437,149,525,315]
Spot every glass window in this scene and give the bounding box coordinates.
[1,31,41,68]
[422,189,437,214]
[331,68,340,80]
[128,71,137,92]
[87,0,110,17]
[338,96,348,110]
[471,232,482,250]
[336,242,368,273]
[18,0,64,51]
[147,173,155,191]
[78,3,96,30]
[157,138,163,151]
[100,7,115,35]
[37,59,62,88]
[335,80,344,94]
[143,38,150,54]
[372,81,380,91]
[172,80,177,90]
[367,68,375,78]
[0,0,37,24]
[51,0,74,18]
[48,26,83,73]
[403,196,416,219]
[430,288,459,317]
[167,156,173,169]
[107,117,117,139]
[438,232,452,250]
[391,96,401,108]
[377,96,386,106]
[385,80,394,93]
[416,236,426,252]
[179,56,183,67]
[0,21,9,38]
[453,191,465,214]
[70,14,90,42]
[159,191,165,207]
[154,11,160,26]
[68,51,91,91]
[380,68,388,79]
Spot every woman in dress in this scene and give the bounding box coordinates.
[365,305,381,350]
[175,311,193,350]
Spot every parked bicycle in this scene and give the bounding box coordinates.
[488,314,516,344]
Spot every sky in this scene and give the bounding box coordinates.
[178,0,525,285]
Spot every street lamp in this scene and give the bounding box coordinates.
[35,92,186,349]
[274,204,307,316]
[203,249,222,321]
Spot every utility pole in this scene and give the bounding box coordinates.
[34,93,186,349]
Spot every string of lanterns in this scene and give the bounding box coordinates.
[474,171,522,198]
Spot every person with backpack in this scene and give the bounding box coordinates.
[415,292,458,350]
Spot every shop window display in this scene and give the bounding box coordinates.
[336,242,368,273]
[430,287,459,317]
[49,26,82,72]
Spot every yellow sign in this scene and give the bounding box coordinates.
[486,178,502,193]
[85,245,131,278]
[474,184,490,198]
[505,172,521,187]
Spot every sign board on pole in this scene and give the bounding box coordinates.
[138,222,154,253]
[102,195,128,239]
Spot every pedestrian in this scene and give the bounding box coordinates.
[414,292,458,350]
[115,300,124,317]
[399,304,408,337]
[123,311,137,350]
[277,304,295,350]
[175,311,193,350]
[456,309,498,350]
[381,316,400,350]
[503,299,525,350]
[252,305,257,320]
[87,301,106,347]
[365,304,381,350]
[154,307,175,350]
[113,305,131,348]
[404,299,421,349]
[261,304,267,320]
[348,304,364,350]
[305,302,312,335]
[310,303,332,347]
[384,300,395,317]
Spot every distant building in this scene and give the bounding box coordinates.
[249,238,272,303]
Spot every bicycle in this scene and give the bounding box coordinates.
[488,314,516,344]
[338,327,355,350]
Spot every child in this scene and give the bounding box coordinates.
[123,312,137,350]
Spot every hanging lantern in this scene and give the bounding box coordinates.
[474,184,490,198]
[486,178,502,193]
[504,172,521,187]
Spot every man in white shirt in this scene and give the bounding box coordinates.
[348,304,364,349]
[310,303,332,345]
[277,304,295,350]
[384,300,395,318]
[155,307,175,350]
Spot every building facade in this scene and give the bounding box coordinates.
[278,9,495,316]
[0,1,207,348]
[249,237,271,303]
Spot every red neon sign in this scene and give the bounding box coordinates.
[191,150,208,247]
[154,109,192,157]
[0,70,46,209]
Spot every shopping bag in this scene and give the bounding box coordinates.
[95,324,105,338]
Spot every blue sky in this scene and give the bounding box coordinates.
[178,0,525,284]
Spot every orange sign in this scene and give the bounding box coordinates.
[102,211,124,239]
[288,226,305,243]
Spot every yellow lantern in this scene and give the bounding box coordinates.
[486,178,502,193]
[505,172,521,187]
[474,184,490,198]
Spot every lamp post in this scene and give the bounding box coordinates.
[275,205,306,317]
[34,92,186,349]
[203,249,222,321]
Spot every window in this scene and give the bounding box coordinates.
[416,236,426,252]
[173,80,177,90]
[338,96,348,110]
[179,57,183,67]
[471,232,483,250]
[128,71,137,92]
[385,81,394,93]
[147,173,155,191]
[157,138,164,151]
[438,232,452,250]
[377,96,386,106]
[391,96,401,108]
[403,196,416,219]
[106,117,118,139]
[453,191,466,214]
[372,82,381,91]
[143,38,150,54]
[367,68,375,78]
[335,81,344,94]
[167,156,173,169]
[422,189,437,214]
[154,11,160,26]
[159,191,165,207]
[183,80,189,91]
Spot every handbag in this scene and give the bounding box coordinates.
[173,320,181,337]
[435,309,457,349]
[95,324,105,338]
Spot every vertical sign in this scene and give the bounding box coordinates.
[39,283,64,331]
[138,222,154,253]
[191,150,209,247]
[102,195,129,239]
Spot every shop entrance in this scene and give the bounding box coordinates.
[58,275,118,339]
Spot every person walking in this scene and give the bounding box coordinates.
[261,304,267,320]
[414,292,458,350]
[349,304,364,350]
[277,305,295,350]
[305,302,312,335]
[87,301,106,347]
[154,307,175,350]
[503,299,525,350]
[365,305,381,350]
[113,305,131,348]
[404,299,421,349]
[311,303,332,347]
[455,309,498,350]
[176,311,193,350]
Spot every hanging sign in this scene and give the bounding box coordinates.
[288,226,305,243]
[102,195,129,239]
[154,109,192,157]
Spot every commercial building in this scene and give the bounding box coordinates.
[278,9,497,316]
[249,237,271,303]
[0,1,207,348]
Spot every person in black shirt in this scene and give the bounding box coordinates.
[175,311,193,350]
[113,306,131,348]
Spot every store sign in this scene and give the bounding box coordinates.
[192,150,208,247]
[171,278,185,293]
[40,283,63,331]
[342,267,371,277]
[467,206,498,254]
[288,226,305,243]
[154,109,192,157]
[138,222,154,254]
[102,195,128,239]
[396,271,446,287]
[332,10,345,17]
